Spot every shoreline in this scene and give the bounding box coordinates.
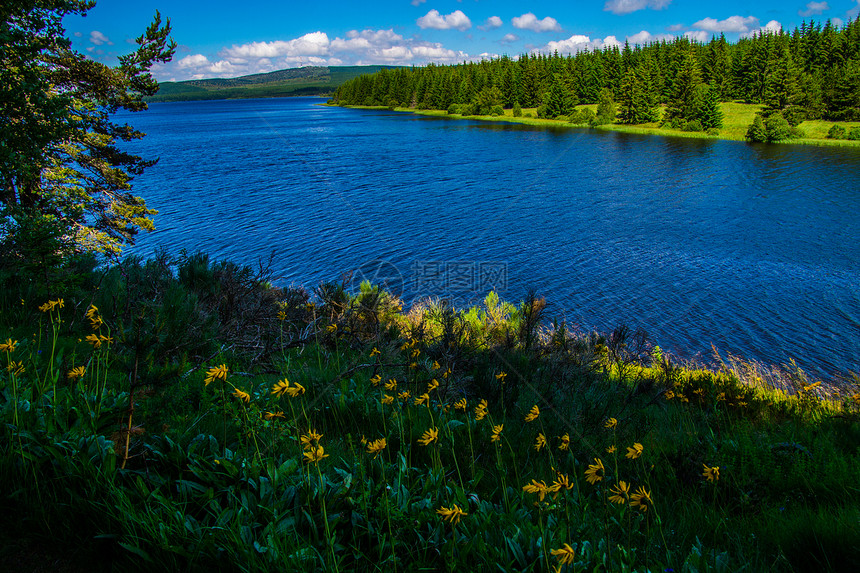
[334,103,860,148]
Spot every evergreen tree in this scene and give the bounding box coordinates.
[595,88,617,124]
[694,84,724,130]
[617,67,658,124]
[664,52,702,123]
[1,0,175,255]
[543,74,576,119]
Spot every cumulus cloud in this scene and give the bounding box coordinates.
[156,28,476,80]
[540,34,620,55]
[411,0,426,5]
[626,30,675,44]
[604,0,672,15]
[800,2,829,17]
[831,17,844,27]
[500,33,520,44]
[741,20,782,38]
[479,16,503,31]
[417,9,472,31]
[666,23,685,32]
[692,16,759,33]
[512,13,561,32]
[684,30,711,42]
[89,30,112,45]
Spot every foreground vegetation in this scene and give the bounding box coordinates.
[2,252,859,572]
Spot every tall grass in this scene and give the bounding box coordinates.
[1,258,859,571]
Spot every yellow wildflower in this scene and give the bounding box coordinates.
[702,464,720,482]
[606,445,617,454]
[433,360,441,370]
[370,347,381,357]
[549,473,574,495]
[414,392,430,407]
[558,433,570,451]
[604,417,618,429]
[232,388,251,403]
[384,378,397,391]
[326,324,338,333]
[496,371,507,382]
[303,445,329,465]
[0,338,18,353]
[39,299,63,313]
[534,433,547,451]
[522,479,549,502]
[608,481,631,505]
[625,442,644,460]
[474,399,488,421]
[436,504,468,526]
[550,544,576,566]
[454,397,467,411]
[491,424,503,443]
[585,458,605,485]
[7,361,25,375]
[665,390,675,400]
[398,390,411,401]
[271,379,290,397]
[381,394,394,405]
[98,334,113,346]
[524,404,540,422]
[68,366,86,380]
[366,438,387,459]
[204,364,228,386]
[370,374,382,386]
[427,378,439,392]
[86,333,102,349]
[630,486,653,512]
[410,348,420,358]
[263,411,285,420]
[300,429,323,450]
[418,427,439,446]
[285,383,306,397]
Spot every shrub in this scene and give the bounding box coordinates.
[490,105,504,116]
[706,127,720,136]
[764,114,792,141]
[683,119,703,132]
[847,127,860,141]
[512,102,522,117]
[447,104,460,115]
[536,104,548,119]
[524,112,534,118]
[827,125,846,139]
[745,116,768,142]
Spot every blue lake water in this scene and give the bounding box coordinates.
[121,97,860,379]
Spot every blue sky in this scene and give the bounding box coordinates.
[64,0,860,81]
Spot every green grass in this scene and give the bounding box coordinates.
[2,254,859,572]
[340,101,860,147]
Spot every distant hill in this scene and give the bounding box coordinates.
[146,65,398,103]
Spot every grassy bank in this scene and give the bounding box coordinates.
[1,252,859,571]
[342,102,860,147]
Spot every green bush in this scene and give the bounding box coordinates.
[847,127,860,141]
[490,104,504,116]
[683,119,703,132]
[512,102,522,117]
[764,114,793,141]
[827,124,846,139]
[447,104,460,115]
[706,127,720,136]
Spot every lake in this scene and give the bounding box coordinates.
[122,97,860,380]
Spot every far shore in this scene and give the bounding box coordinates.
[332,102,860,148]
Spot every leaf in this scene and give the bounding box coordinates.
[118,542,152,562]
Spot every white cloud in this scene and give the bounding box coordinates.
[479,16,503,31]
[666,23,684,32]
[411,0,426,5]
[177,54,210,69]
[831,17,844,27]
[417,9,472,31]
[540,34,620,55]
[684,30,711,42]
[157,28,476,80]
[625,30,674,44]
[89,30,112,46]
[603,0,672,15]
[741,20,782,38]
[220,32,331,60]
[500,33,520,44]
[74,31,82,37]
[512,13,561,32]
[692,16,759,33]
[800,2,829,17]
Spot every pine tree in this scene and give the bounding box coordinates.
[544,74,576,119]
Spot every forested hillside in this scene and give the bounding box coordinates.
[333,19,860,134]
